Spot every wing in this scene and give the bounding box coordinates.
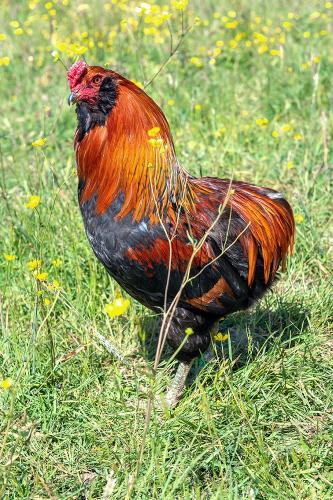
[124,177,294,316]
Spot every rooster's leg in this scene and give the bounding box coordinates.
[165,359,194,408]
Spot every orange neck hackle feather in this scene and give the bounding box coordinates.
[76,75,191,223]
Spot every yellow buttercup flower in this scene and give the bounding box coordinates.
[256,117,269,127]
[27,259,42,271]
[47,280,60,291]
[0,57,10,66]
[26,195,41,209]
[295,214,304,224]
[130,79,143,89]
[147,127,160,138]
[36,272,48,281]
[185,327,194,336]
[282,21,293,30]
[52,258,62,267]
[226,20,238,29]
[148,138,164,148]
[4,254,16,262]
[271,130,279,138]
[258,44,268,54]
[215,127,226,138]
[190,56,203,68]
[0,378,13,390]
[31,137,47,147]
[44,298,51,306]
[282,123,292,132]
[171,0,188,11]
[104,297,130,318]
[214,331,229,342]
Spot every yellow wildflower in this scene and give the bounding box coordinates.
[216,40,224,47]
[104,297,130,318]
[282,123,292,132]
[27,259,42,271]
[303,31,311,38]
[14,28,23,36]
[0,57,10,66]
[47,280,60,291]
[282,21,293,30]
[271,130,279,138]
[253,32,267,43]
[0,378,13,390]
[167,99,175,106]
[256,117,269,127]
[0,34,7,41]
[4,254,16,262]
[258,44,268,54]
[294,214,304,223]
[190,56,203,68]
[148,138,164,148]
[9,20,20,28]
[52,258,62,267]
[131,79,143,89]
[36,272,48,281]
[215,127,226,138]
[294,133,303,141]
[44,298,51,306]
[147,127,160,138]
[286,160,294,169]
[31,137,47,147]
[314,56,321,64]
[194,104,202,111]
[214,331,229,342]
[270,49,280,57]
[226,20,238,29]
[171,0,188,11]
[309,11,320,20]
[26,195,41,209]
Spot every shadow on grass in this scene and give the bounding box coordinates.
[139,295,310,371]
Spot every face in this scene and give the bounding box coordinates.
[67,61,115,107]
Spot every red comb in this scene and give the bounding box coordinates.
[67,60,88,90]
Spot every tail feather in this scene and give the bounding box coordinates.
[229,183,295,284]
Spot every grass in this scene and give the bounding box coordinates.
[1,0,333,497]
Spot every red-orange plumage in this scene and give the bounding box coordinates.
[69,61,295,361]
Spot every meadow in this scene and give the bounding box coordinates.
[1,0,333,497]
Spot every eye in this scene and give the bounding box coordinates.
[92,75,102,84]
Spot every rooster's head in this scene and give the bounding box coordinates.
[67,60,118,113]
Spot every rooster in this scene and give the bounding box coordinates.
[67,61,295,407]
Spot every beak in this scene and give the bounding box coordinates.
[68,92,77,106]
